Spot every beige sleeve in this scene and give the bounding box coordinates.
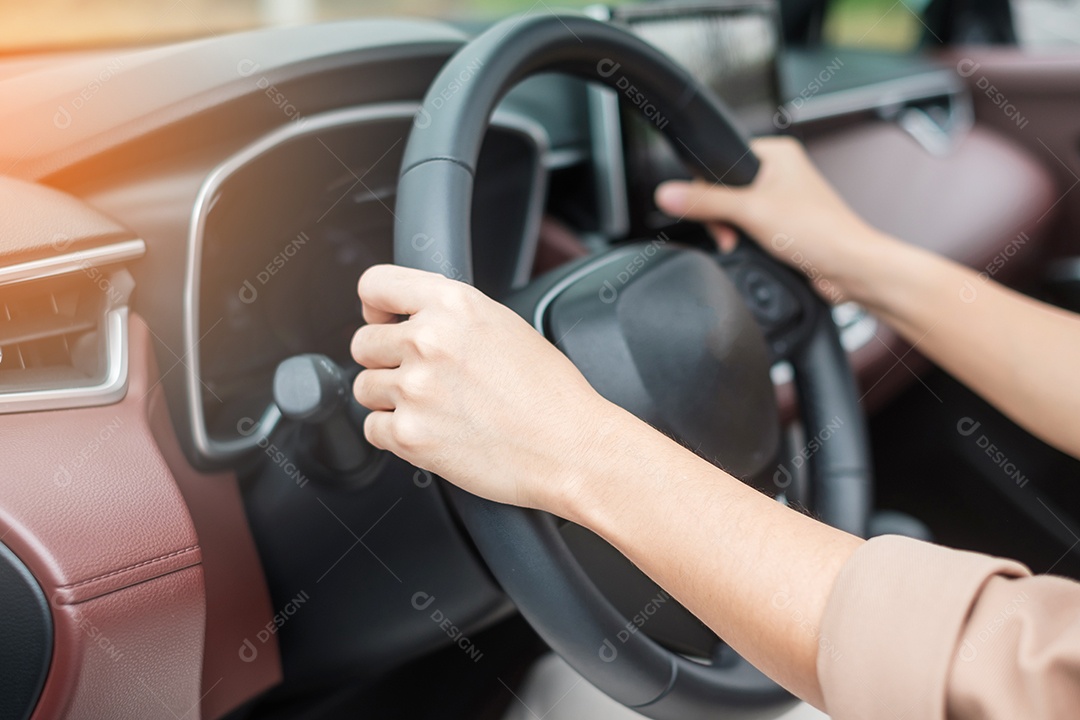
[817,534,1080,720]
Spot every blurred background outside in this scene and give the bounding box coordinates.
[0,0,1075,53]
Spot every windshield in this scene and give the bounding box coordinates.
[2,0,617,52]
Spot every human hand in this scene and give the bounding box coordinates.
[655,136,885,303]
[350,264,620,513]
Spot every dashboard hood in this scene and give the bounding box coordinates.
[0,19,467,182]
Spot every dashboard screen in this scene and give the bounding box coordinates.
[611,1,783,232]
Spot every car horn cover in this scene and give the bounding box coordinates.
[543,245,780,479]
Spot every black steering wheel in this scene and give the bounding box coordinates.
[394,13,872,719]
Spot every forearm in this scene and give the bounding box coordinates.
[836,232,1080,458]
[556,403,863,709]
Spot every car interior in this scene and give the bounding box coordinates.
[1,0,1079,718]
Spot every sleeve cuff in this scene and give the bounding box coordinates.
[817,535,1030,720]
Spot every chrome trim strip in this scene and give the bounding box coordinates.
[185,103,551,461]
[0,241,140,413]
[0,239,145,288]
[786,71,965,125]
[586,1,630,238]
[586,85,631,239]
[0,306,130,413]
[530,247,642,332]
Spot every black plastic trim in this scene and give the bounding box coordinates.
[0,541,52,720]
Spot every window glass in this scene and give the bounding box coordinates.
[822,0,934,51]
[1012,0,1080,47]
[0,0,628,52]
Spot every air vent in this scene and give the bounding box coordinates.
[0,240,142,413]
[1,273,107,385]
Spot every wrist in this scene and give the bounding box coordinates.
[823,227,909,309]
[539,399,647,526]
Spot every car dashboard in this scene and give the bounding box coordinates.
[0,12,1061,720]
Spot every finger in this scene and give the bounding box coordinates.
[363,410,394,450]
[362,302,399,326]
[707,223,739,254]
[750,134,804,159]
[654,179,748,223]
[357,264,446,324]
[353,369,399,411]
[351,323,406,369]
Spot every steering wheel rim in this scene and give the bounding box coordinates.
[394,13,872,719]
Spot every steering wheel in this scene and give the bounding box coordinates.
[394,13,871,719]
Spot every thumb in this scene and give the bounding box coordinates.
[654,180,748,225]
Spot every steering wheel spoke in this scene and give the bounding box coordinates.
[718,237,821,364]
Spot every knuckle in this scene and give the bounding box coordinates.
[408,324,443,359]
[397,367,436,402]
[389,413,427,451]
[437,281,476,314]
